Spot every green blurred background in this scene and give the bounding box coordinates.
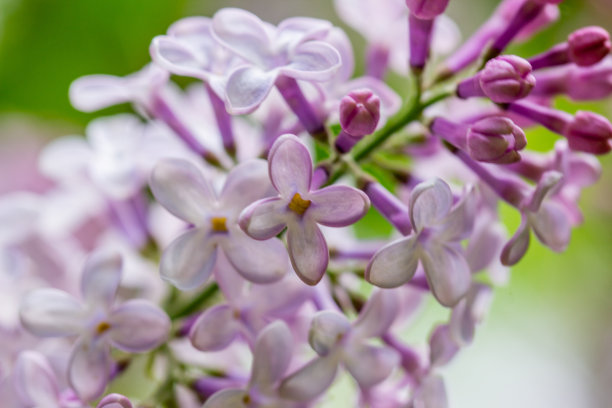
[0,0,611,406]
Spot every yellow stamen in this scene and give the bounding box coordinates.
[288,192,311,216]
[211,216,228,232]
[95,321,111,335]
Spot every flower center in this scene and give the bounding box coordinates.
[288,192,311,216]
[95,321,111,335]
[211,216,228,232]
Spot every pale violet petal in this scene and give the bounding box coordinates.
[108,300,170,352]
[20,289,86,337]
[409,179,453,231]
[413,375,448,408]
[268,134,312,197]
[250,321,293,391]
[308,185,370,227]
[280,41,341,82]
[38,136,92,182]
[286,220,328,286]
[500,216,531,266]
[150,36,210,79]
[277,17,332,44]
[365,236,419,289]
[189,304,240,351]
[221,229,288,284]
[69,75,131,112]
[279,355,339,402]
[150,158,216,226]
[530,200,571,252]
[344,344,399,389]
[97,393,133,408]
[436,186,476,242]
[160,228,217,291]
[420,243,471,307]
[527,170,563,212]
[429,325,459,368]
[14,352,60,408]
[203,389,248,408]
[449,284,493,346]
[239,197,288,240]
[81,250,122,310]
[309,311,351,356]
[219,159,274,213]
[352,290,399,339]
[225,66,278,115]
[69,339,111,402]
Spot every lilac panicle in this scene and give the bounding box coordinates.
[150,158,289,289]
[19,251,170,401]
[457,55,535,103]
[239,134,370,285]
[366,179,476,307]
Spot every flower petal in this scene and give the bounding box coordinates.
[150,36,209,79]
[344,344,399,389]
[219,159,274,212]
[268,134,312,197]
[429,324,459,368]
[352,290,398,339]
[225,65,277,115]
[97,393,133,408]
[20,289,86,337]
[250,321,293,391]
[365,236,419,289]
[500,216,531,266]
[239,197,288,240]
[69,339,111,402]
[14,351,60,408]
[309,311,351,356]
[160,228,217,290]
[308,185,370,227]
[409,179,453,231]
[38,136,92,182]
[150,158,216,225]
[412,375,448,408]
[286,220,328,285]
[449,284,492,346]
[420,243,471,307]
[280,41,341,81]
[108,300,170,352]
[81,250,122,310]
[221,229,288,284]
[436,186,476,242]
[202,389,248,408]
[527,170,563,212]
[279,355,339,402]
[530,200,571,252]
[189,304,240,351]
[69,75,131,112]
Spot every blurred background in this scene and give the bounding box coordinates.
[0,0,611,406]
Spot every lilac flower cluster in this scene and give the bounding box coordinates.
[2,0,611,406]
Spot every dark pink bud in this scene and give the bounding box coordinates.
[467,117,527,164]
[339,89,381,138]
[480,56,536,103]
[564,111,612,154]
[405,0,450,20]
[568,26,611,67]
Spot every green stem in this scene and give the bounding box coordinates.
[168,283,219,320]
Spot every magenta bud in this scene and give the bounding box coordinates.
[97,394,133,408]
[405,0,450,19]
[480,56,536,103]
[564,111,612,154]
[467,117,527,164]
[339,89,381,138]
[568,26,611,67]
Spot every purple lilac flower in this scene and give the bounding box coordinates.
[239,134,370,285]
[19,251,170,401]
[150,158,289,289]
[366,179,475,307]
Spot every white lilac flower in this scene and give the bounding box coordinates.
[19,251,170,401]
[366,179,476,307]
[239,134,370,285]
[150,158,289,289]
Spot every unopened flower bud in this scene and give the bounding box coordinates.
[97,394,133,408]
[479,56,536,103]
[568,26,611,67]
[467,117,527,164]
[336,89,380,153]
[405,0,450,20]
[564,111,612,154]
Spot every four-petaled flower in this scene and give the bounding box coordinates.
[239,134,370,285]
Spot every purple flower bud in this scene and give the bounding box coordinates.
[405,0,450,19]
[339,89,381,137]
[479,56,536,103]
[568,26,611,67]
[567,59,612,100]
[467,117,527,164]
[564,111,612,154]
[97,393,133,408]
